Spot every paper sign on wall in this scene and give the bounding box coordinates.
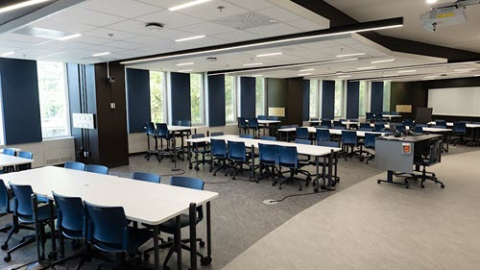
[72,113,95,129]
[268,107,285,117]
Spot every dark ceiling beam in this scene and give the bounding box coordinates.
[291,0,480,62]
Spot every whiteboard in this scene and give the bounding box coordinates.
[428,87,480,116]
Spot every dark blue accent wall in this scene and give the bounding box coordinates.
[322,80,335,119]
[371,82,384,114]
[208,74,226,127]
[302,80,309,121]
[170,72,191,122]
[240,77,255,118]
[126,69,150,133]
[346,81,360,119]
[0,58,42,145]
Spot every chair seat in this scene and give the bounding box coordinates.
[158,214,195,234]
[62,228,84,240]
[18,204,54,224]
[93,227,152,254]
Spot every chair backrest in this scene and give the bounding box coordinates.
[228,141,247,161]
[290,125,299,128]
[429,140,442,164]
[396,125,405,133]
[248,118,259,128]
[435,120,446,127]
[145,122,156,136]
[276,146,298,168]
[65,161,86,171]
[156,123,170,138]
[192,133,206,148]
[85,164,109,175]
[259,143,277,163]
[180,120,191,127]
[332,126,346,130]
[2,148,15,156]
[341,131,357,145]
[172,120,182,126]
[192,133,205,139]
[240,134,254,139]
[260,136,277,141]
[403,119,414,127]
[132,172,161,183]
[375,114,383,121]
[453,122,467,133]
[170,177,205,221]
[317,140,339,148]
[364,133,379,149]
[268,116,279,120]
[211,139,227,158]
[210,132,224,137]
[10,183,34,217]
[296,127,309,140]
[257,115,267,120]
[360,123,371,130]
[315,129,330,142]
[321,120,331,128]
[295,138,311,145]
[358,127,373,131]
[53,192,85,234]
[391,111,400,115]
[17,151,33,171]
[366,113,374,121]
[374,123,385,132]
[310,118,319,121]
[333,120,342,127]
[414,124,428,133]
[85,202,127,249]
[0,180,8,214]
[237,117,247,128]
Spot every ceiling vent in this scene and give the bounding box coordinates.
[207,57,217,61]
[145,22,164,31]
[214,12,278,30]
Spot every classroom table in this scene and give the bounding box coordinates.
[422,127,452,152]
[0,153,34,173]
[2,166,219,270]
[277,126,387,141]
[382,114,402,122]
[429,122,480,146]
[245,119,281,136]
[186,135,341,192]
[168,125,197,170]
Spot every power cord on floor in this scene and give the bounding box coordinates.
[264,189,334,205]
[159,169,186,177]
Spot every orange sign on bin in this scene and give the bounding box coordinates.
[402,143,412,154]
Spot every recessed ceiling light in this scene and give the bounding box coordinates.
[0,0,52,14]
[337,75,352,78]
[256,52,283,58]
[474,74,480,77]
[58,33,81,41]
[299,68,315,72]
[336,53,366,58]
[371,58,395,64]
[178,69,193,73]
[382,74,397,77]
[397,69,416,73]
[298,73,312,76]
[426,0,437,4]
[169,0,212,11]
[424,76,438,79]
[357,66,376,70]
[92,52,110,57]
[1,52,15,57]
[175,35,206,42]
[243,62,263,67]
[176,62,194,66]
[454,68,476,72]
[252,74,263,77]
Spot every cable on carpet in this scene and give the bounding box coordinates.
[264,189,334,205]
[159,168,186,177]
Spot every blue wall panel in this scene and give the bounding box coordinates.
[322,80,335,119]
[371,82,384,114]
[240,77,255,118]
[303,80,310,121]
[346,81,360,119]
[126,68,150,133]
[0,58,42,145]
[208,74,226,127]
[170,72,191,122]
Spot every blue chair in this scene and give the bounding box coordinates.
[451,122,467,145]
[237,117,247,134]
[294,139,314,182]
[85,164,109,175]
[332,126,346,130]
[172,120,182,126]
[240,134,254,139]
[341,131,358,161]
[210,139,229,176]
[3,184,53,262]
[359,123,372,130]
[260,136,276,141]
[210,132,224,137]
[435,119,446,127]
[64,161,86,171]
[309,118,319,127]
[190,133,209,171]
[375,114,383,122]
[156,123,174,158]
[143,176,207,268]
[296,127,309,140]
[366,113,375,123]
[403,119,414,128]
[16,151,33,171]
[258,115,267,120]
[132,172,161,183]
[227,141,254,180]
[315,129,331,144]
[247,118,260,138]
[333,120,343,127]
[412,140,445,188]
[321,120,331,128]
[374,123,385,132]
[51,192,87,269]
[2,149,15,156]
[180,120,191,127]
[145,122,160,161]
[85,202,151,269]
[268,116,279,121]
[414,124,428,133]
[395,125,405,133]
[363,133,380,164]
[0,180,13,234]
[276,146,307,191]
[258,143,278,183]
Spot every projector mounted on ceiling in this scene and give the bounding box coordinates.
[420,0,479,32]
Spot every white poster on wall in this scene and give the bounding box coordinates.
[428,87,480,116]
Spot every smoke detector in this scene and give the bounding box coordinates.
[145,23,164,31]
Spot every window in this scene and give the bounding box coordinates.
[310,79,318,118]
[225,76,236,123]
[150,71,166,123]
[334,80,345,118]
[37,61,69,139]
[255,77,265,116]
[383,81,391,111]
[190,73,204,125]
[358,81,368,117]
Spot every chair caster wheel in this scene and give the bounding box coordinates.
[1,244,8,250]
[406,185,409,189]
[441,184,445,188]
[314,188,319,193]
[164,266,170,270]
[4,255,11,262]
[72,239,81,249]
[213,173,216,176]
[199,240,205,247]
[48,252,57,260]
[279,187,282,190]
[421,185,425,188]
[195,168,199,171]
[377,180,381,184]
[189,166,192,169]
[201,256,212,265]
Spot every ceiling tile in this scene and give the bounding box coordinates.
[176,1,248,21]
[83,28,138,40]
[83,0,161,18]
[224,0,274,11]
[212,30,260,42]
[30,17,97,33]
[287,19,325,32]
[136,9,203,29]
[102,40,147,50]
[245,23,301,37]
[256,6,302,22]
[179,22,235,36]
[50,7,126,27]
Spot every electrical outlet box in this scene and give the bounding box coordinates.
[110,103,116,109]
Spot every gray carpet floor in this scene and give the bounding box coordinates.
[0,144,474,270]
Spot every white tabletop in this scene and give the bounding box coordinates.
[244,119,281,125]
[277,127,387,138]
[168,125,194,132]
[382,115,402,118]
[0,154,34,167]
[429,122,480,128]
[187,134,341,156]
[423,127,452,133]
[2,166,218,226]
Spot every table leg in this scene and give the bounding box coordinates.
[153,226,160,270]
[172,132,180,171]
[314,156,320,193]
[189,203,198,270]
[251,144,255,180]
[206,202,212,263]
[377,170,409,188]
[188,142,192,169]
[176,216,182,270]
[49,200,56,257]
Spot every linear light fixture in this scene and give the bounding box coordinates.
[1,52,15,57]
[121,17,404,65]
[59,33,82,41]
[424,75,438,79]
[474,74,480,77]
[168,0,212,11]
[299,68,315,72]
[92,52,110,57]
[336,53,366,58]
[454,68,476,72]
[176,62,194,66]
[357,66,376,70]
[337,75,352,78]
[251,74,263,77]
[0,0,52,14]
[243,62,263,67]
[175,35,206,42]
[257,52,283,58]
[398,69,416,73]
[298,73,312,76]
[371,58,395,64]
[178,69,193,73]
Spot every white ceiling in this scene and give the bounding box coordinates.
[0,0,329,63]
[324,0,480,54]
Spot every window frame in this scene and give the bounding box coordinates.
[309,79,319,119]
[334,80,346,118]
[383,81,392,112]
[255,77,266,117]
[190,73,205,126]
[224,75,237,124]
[358,80,370,117]
[149,71,168,124]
